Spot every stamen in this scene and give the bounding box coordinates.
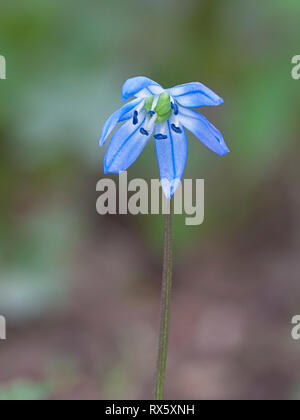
[174,113,180,128]
[173,103,179,115]
[136,100,145,113]
[133,110,138,125]
[171,124,182,134]
[151,95,159,111]
[139,113,157,138]
[145,113,157,130]
[140,127,149,136]
[154,134,168,140]
[160,122,167,136]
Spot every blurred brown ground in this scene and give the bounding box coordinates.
[1,154,300,400]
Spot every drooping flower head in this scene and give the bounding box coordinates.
[99,76,229,199]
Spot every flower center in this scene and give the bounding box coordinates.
[144,91,172,123]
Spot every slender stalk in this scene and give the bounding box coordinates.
[154,205,173,400]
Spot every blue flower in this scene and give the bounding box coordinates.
[99,76,229,199]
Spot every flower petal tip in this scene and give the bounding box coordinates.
[161,178,181,200]
[103,159,111,174]
[103,163,119,174]
[220,145,230,156]
[121,77,144,101]
[121,76,163,101]
[121,92,128,102]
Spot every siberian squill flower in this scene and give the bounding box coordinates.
[99,76,229,199]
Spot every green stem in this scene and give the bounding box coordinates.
[154,206,173,400]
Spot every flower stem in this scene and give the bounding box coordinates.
[154,206,173,400]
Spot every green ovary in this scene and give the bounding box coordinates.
[144,92,172,123]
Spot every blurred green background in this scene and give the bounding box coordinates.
[0,0,300,400]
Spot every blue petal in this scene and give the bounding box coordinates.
[121,76,163,101]
[169,82,224,108]
[99,98,142,146]
[179,108,229,156]
[155,121,188,199]
[104,114,152,173]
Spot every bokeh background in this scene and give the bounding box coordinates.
[0,0,300,400]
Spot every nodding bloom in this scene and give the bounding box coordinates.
[99,76,229,199]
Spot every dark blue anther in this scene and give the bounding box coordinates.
[148,110,155,116]
[171,124,182,134]
[171,102,179,115]
[154,134,168,140]
[133,110,138,125]
[140,127,149,136]
[173,103,179,115]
